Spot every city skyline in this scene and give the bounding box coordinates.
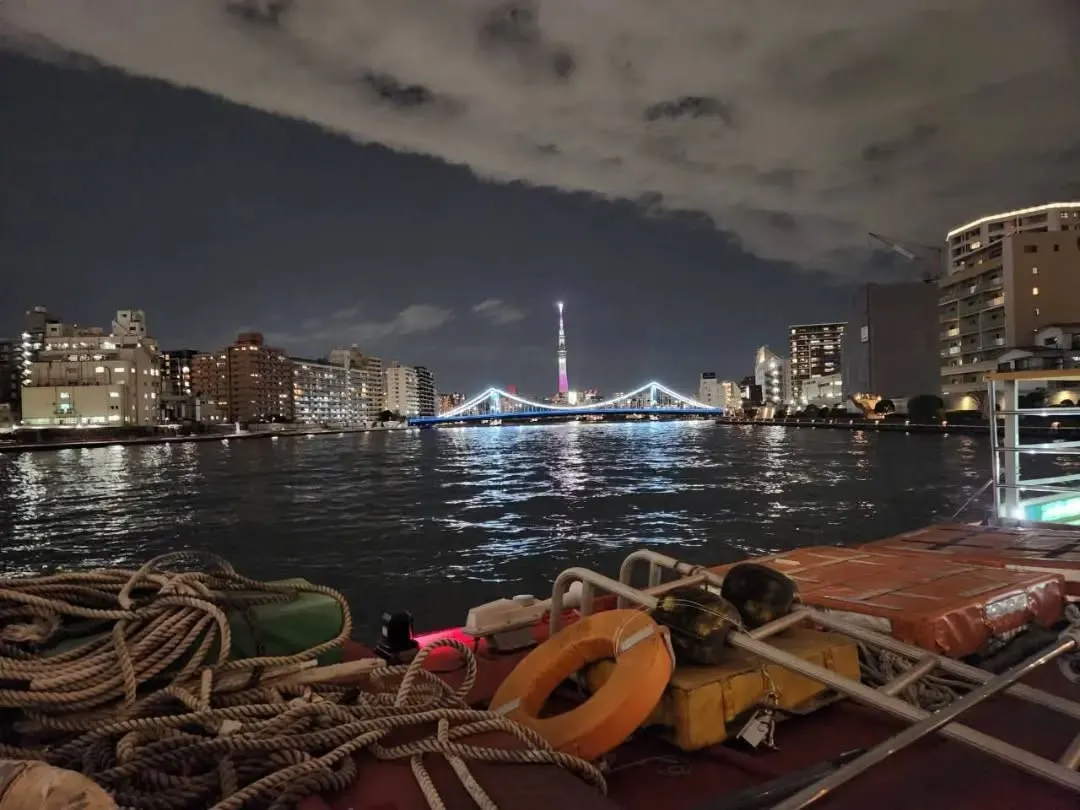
[2,6,1079,394]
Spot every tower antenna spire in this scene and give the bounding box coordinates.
[556,301,569,395]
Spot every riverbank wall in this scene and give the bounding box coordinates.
[716,416,1080,440]
[0,424,409,455]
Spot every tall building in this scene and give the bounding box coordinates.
[415,366,436,417]
[159,349,198,422]
[754,347,790,406]
[0,339,16,409]
[788,323,845,403]
[940,202,1080,408]
[191,332,292,424]
[291,357,364,426]
[20,310,161,427]
[842,282,939,400]
[556,301,569,395]
[384,363,419,417]
[13,306,61,419]
[329,346,384,423]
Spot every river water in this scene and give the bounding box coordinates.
[0,422,990,635]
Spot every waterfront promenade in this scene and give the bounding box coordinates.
[0,424,409,455]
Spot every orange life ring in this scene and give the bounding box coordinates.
[489,609,674,760]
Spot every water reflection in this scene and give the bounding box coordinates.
[1,422,999,633]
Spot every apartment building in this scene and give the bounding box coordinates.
[20,309,161,427]
[788,323,844,404]
[6,306,62,419]
[415,366,436,417]
[0,339,16,410]
[438,392,465,414]
[159,349,198,422]
[842,282,939,400]
[328,346,385,423]
[698,372,741,411]
[384,363,419,417]
[191,332,291,423]
[939,202,1080,408]
[291,357,365,426]
[753,347,791,406]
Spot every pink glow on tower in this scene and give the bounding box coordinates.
[556,301,569,394]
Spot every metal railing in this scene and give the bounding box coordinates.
[987,371,1080,524]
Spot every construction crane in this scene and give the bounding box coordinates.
[867,232,944,283]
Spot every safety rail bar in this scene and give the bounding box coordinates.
[772,628,1080,809]
[616,549,724,607]
[549,567,658,635]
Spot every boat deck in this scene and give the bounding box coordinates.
[299,524,1080,810]
[304,638,1079,810]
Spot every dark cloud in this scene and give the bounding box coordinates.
[3,1,1079,272]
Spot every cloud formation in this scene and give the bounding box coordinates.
[472,298,526,326]
[4,0,1079,272]
[267,302,452,350]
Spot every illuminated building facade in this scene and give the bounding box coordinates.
[290,357,365,425]
[415,366,436,417]
[384,363,419,417]
[789,323,844,403]
[753,347,790,406]
[191,332,291,424]
[20,310,162,427]
[940,202,1080,408]
[328,346,384,423]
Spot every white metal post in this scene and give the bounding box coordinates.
[988,378,1001,520]
[1002,378,1020,519]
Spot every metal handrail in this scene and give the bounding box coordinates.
[772,629,1080,808]
[725,612,1080,796]
[616,549,724,608]
[995,407,1080,416]
[548,567,658,635]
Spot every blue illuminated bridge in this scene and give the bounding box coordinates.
[408,381,724,427]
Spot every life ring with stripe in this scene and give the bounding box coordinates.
[489,609,674,760]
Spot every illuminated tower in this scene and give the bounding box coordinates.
[556,301,569,395]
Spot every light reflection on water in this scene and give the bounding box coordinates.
[0,422,993,634]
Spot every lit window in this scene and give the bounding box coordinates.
[95,366,105,373]
[1033,287,1040,295]
[59,392,70,399]
[109,392,120,398]
[1032,267,1038,275]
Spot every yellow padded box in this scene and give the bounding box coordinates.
[583,628,860,751]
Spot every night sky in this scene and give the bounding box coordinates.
[3,2,1079,395]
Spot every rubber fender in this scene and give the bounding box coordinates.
[652,586,741,665]
[720,563,797,629]
[489,609,674,761]
[0,760,117,809]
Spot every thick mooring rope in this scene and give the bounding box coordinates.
[856,643,971,711]
[0,553,605,810]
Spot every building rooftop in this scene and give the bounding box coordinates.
[946,201,1080,239]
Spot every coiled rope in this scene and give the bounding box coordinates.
[0,553,605,810]
[856,643,970,711]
